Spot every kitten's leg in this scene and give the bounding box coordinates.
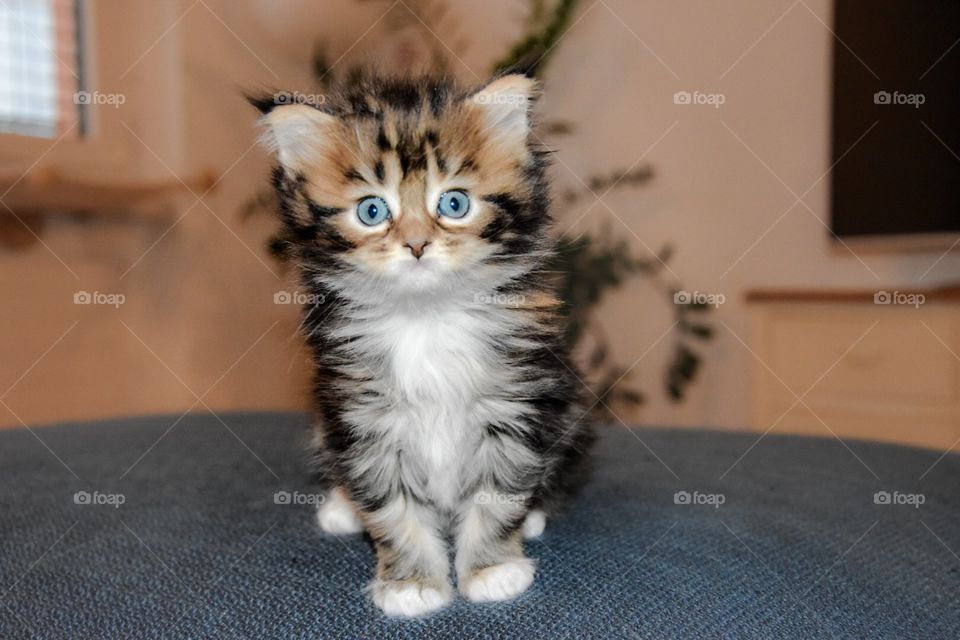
[455,489,536,602]
[316,486,364,535]
[365,495,452,617]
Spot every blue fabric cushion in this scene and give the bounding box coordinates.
[1,412,957,639]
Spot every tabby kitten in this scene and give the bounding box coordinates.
[253,73,593,617]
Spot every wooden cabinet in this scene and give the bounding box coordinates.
[747,288,960,450]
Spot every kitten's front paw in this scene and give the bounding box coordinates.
[371,579,452,617]
[522,509,546,539]
[462,558,535,602]
[317,488,364,535]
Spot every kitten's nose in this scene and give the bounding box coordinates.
[404,240,430,259]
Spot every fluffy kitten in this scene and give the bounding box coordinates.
[253,73,594,617]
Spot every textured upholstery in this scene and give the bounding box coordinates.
[1,412,958,639]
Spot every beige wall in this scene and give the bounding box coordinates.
[1,0,958,429]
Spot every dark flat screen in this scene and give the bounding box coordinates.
[831,0,960,238]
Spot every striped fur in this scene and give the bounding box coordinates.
[253,73,594,616]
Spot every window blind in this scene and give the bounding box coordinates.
[0,0,81,138]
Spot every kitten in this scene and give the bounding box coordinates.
[252,73,594,617]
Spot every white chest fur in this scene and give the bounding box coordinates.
[339,301,516,508]
[390,308,496,506]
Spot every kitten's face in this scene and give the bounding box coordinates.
[257,75,550,298]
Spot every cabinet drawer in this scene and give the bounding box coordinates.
[764,307,959,407]
[761,403,957,451]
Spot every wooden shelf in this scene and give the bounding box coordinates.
[0,166,218,219]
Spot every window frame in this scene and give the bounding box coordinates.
[0,0,177,186]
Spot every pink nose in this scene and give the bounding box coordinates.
[405,240,430,259]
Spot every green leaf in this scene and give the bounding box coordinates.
[588,342,609,369]
[616,388,645,405]
[676,347,700,380]
[311,47,331,85]
[686,324,714,340]
[492,0,583,75]
[667,380,683,401]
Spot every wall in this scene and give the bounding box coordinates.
[1,0,957,429]
[542,0,960,428]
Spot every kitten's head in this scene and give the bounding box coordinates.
[253,74,551,301]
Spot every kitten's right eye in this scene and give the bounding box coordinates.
[356,196,390,226]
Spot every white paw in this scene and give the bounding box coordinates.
[316,488,364,535]
[522,510,546,539]
[371,580,451,617]
[463,558,535,602]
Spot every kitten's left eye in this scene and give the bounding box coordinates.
[437,190,470,219]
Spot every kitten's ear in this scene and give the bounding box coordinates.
[251,98,336,171]
[470,74,539,149]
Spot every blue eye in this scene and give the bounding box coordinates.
[437,190,470,219]
[357,196,390,226]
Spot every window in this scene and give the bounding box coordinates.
[0,0,82,138]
